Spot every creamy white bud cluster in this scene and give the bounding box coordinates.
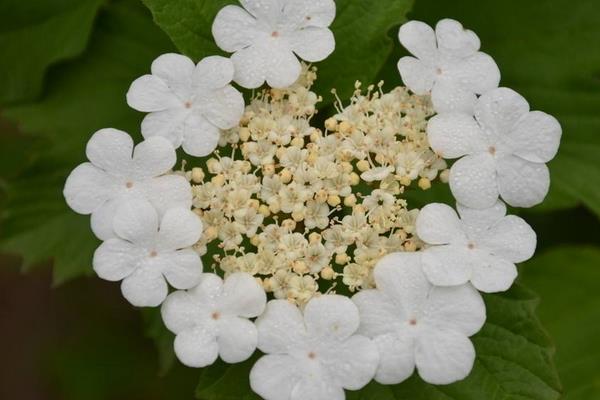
[185,65,445,305]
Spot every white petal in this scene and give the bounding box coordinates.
[496,155,550,207]
[282,0,336,27]
[217,316,258,363]
[290,376,345,400]
[143,174,192,216]
[113,199,158,247]
[479,215,537,263]
[90,198,120,240]
[304,295,359,340]
[160,249,203,289]
[140,109,188,147]
[431,79,477,114]
[93,238,141,281]
[449,152,499,209]
[121,266,168,307]
[422,285,486,335]
[451,52,500,94]
[199,85,245,129]
[427,113,487,159]
[131,136,176,180]
[353,290,404,337]
[373,332,416,385]
[325,335,379,390]
[86,128,133,176]
[475,87,529,138]
[193,56,236,90]
[508,111,562,163]
[397,56,435,95]
[250,354,300,400]
[126,75,181,112]
[212,5,258,52]
[373,252,429,317]
[288,27,335,62]
[219,272,267,318]
[188,273,225,309]
[398,21,438,62]
[181,114,221,157]
[256,300,306,354]
[415,328,476,385]
[240,0,282,24]
[421,245,472,286]
[63,163,116,214]
[231,44,268,89]
[457,200,506,236]
[416,203,464,245]
[266,43,303,88]
[435,19,480,58]
[174,326,219,368]
[161,290,205,334]
[157,208,202,251]
[151,53,196,100]
[471,255,518,293]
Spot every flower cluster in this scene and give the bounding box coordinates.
[62,2,562,399]
[187,65,446,306]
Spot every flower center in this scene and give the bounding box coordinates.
[271,31,280,38]
[409,318,417,326]
[212,312,221,320]
[305,16,312,21]
[307,351,317,360]
[125,181,134,189]
[149,250,158,257]
[184,101,192,109]
[436,67,443,75]
[488,146,496,155]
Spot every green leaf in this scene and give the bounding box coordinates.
[408,0,600,217]
[0,0,174,284]
[521,246,600,400]
[141,308,176,376]
[0,0,105,104]
[194,283,560,400]
[141,0,413,103]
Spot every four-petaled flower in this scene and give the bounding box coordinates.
[427,87,562,208]
[353,252,486,385]
[212,0,336,89]
[93,199,203,307]
[161,273,266,367]
[127,54,245,156]
[64,128,192,240]
[416,202,536,292]
[250,295,379,400]
[398,19,500,113]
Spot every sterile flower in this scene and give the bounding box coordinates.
[93,199,203,307]
[416,201,536,292]
[397,19,500,113]
[250,295,379,400]
[161,272,266,367]
[427,87,562,208]
[353,252,486,385]
[127,54,244,156]
[64,128,192,240]
[212,0,336,88]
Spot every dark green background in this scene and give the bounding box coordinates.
[1,0,598,399]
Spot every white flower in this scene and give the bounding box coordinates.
[64,128,191,240]
[427,87,562,208]
[93,200,203,307]
[397,19,500,113]
[127,54,245,156]
[353,252,486,385]
[250,295,379,400]
[161,272,266,367]
[212,0,336,89]
[416,202,536,292]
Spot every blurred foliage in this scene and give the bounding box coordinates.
[0,0,599,399]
